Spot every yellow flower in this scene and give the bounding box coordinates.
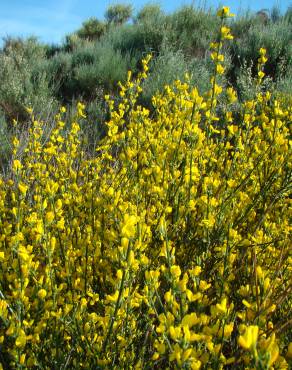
[182,348,192,361]
[190,266,201,276]
[38,289,47,299]
[77,102,86,118]
[45,211,54,223]
[152,352,159,360]
[18,182,28,195]
[156,341,166,354]
[220,26,233,40]
[267,342,279,366]
[169,326,181,341]
[25,106,33,114]
[164,290,173,303]
[15,329,27,348]
[190,359,201,369]
[238,325,259,350]
[170,265,181,279]
[106,291,119,303]
[242,299,252,308]
[56,217,65,230]
[217,6,235,17]
[18,246,30,262]
[226,87,237,103]
[216,64,225,75]
[13,159,22,171]
[116,269,123,280]
[259,55,268,64]
[199,280,211,291]
[211,52,224,62]
[210,42,219,50]
[216,298,227,313]
[121,214,138,238]
[50,237,56,251]
[287,343,292,359]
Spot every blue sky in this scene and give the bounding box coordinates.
[0,0,290,46]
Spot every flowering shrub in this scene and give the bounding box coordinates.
[0,7,291,369]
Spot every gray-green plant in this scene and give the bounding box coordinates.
[235,18,291,76]
[73,41,136,94]
[0,37,57,125]
[166,5,219,57]
[135,3,164,24]
[105,3,133,25]
[77,18,106,40]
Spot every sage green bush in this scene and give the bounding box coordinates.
[73,41,136,94]
[166,5,219,57]
[230,18,292,82]
[77,17,106,41]
[0,37,56,125]
[135,3,164,24]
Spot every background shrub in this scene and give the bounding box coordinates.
[73,41,136,94]
[0,37,57,125]
[230,17,292,83]
[166,5,219,57]
[135,3,164,24]
[105,3,133,25]
[77,17,106,41]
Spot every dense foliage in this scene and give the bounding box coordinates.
[0,7,291,369]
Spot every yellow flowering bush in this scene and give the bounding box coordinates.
[0,7,291,369]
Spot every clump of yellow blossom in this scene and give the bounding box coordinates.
[0,6,290,369]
